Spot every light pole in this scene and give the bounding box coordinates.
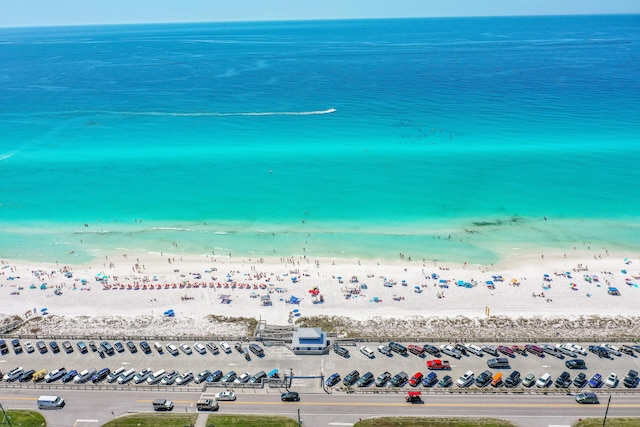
[602,395,611,427]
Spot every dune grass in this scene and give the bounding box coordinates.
[354,417,518,427]
[101,413,298,426]
[0,410,46,427]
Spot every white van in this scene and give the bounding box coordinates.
[147,369,166,385]
[37,395,65,409]
[117,368,136,384]
[465,344,483,356]
[220,341,232,353]
[154,342,163,353]
[107,367,126,383]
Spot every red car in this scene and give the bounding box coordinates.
[426,359,451,370]
[409,372,423,387]
[408,345,425,357]
[498,346,514,357]
[511,345,527,355]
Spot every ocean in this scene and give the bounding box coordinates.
[1,15,639,264]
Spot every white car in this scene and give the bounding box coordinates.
[601,344,622,357]
[166,343,179,356]
[536,373,552,388]
[605,373,619,388]
[24,341,34,353]
[234,372,251,383]
[175,370,193,385]
[133,368,153,384]
[440,344,462,359]
[456,370,474,388]
[3,367,24,382]
[214,391,237,401]
[179,343,192,355]
[565,343,587,355]
[359,346,375,359]
[220,341,232,354]
[194,342,206,355]
[377,345,391,356]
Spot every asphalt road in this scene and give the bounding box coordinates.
[1,388,639,427]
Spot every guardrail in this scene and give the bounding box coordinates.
[329,386,640,395]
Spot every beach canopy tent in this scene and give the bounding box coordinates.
[287,295,301,304]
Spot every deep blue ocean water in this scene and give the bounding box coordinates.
[1,15,639,263]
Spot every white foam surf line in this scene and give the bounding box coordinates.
[117,108,336,117]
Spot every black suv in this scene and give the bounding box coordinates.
[249,343,264,357]
[555,371,572,388]
[375,371,391,387]
[126,341,137,353]
[281,391,300,402]
[423,344,441,357]
[36,341,48,353]
[390,371,408,387]
[475,370,493,387]
[11,339,22,354]
[76,341,88,354]
[504,370,521,388]
[389,342,408,355]
[140,341,151,354]
[0,340,8,355]
[62,341,73,354]
[333,344,349,357]
[623,369,639,388]
[343,370,360,386]
[49,341,60,353]
[565,359,586,369]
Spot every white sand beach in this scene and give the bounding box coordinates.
[1,248,639,340]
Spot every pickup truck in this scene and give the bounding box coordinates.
[426,359,451,370]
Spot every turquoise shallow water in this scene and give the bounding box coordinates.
[1,16,639,264]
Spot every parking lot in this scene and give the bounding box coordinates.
[1,338,640,392]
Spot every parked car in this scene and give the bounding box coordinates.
[375,372,391,387]
[555,344,576,358]
[49,341,60,353]
[195,370,211,384]
[76,341,88,354]
[565,359,586,369]
[326,373,341,387]
[536,373,552,388]
[166,343,179,356]
[409,372,423,387]
[206,342,220,354]
[524,344,544,357]
[422,372,438,387]
[360,346,375,359]
[408,344,424,357]
[0,340,8,355]
[357,372,375,387]
[623,370,639,388]
[140,341,151,354]
[475,370,493,388]
[440,345,462,359]
[522,373,536,387]
[497,345,514,357]
[378,344,392,356]
[11,339,23,354]
[19,369,35,382]
[481,345,498,357]
[61,341,73,354]
[234,342,244,353]
[4,367,24,382]
[588,373,603,388]
[565,343,587,355]
[220,342,232,353]
[108,367,126,383]
[427,359,451,370]
[161,370,180,385]
[487,357,510,369]
[92,368,111,383]
[390,371,408,387]
[133,368,153,384]
[248,343,264,357]
[206,370,223,383]
[465,344,483,356]
[100,341,115,355]
[438,375,453,388]
[334,344,349,357]
[179,343,192,355]
[88,340,97,352]
[281,391,300,402]
[423,344,441,357]
[24,341,34,353]
[454,343,468,356]
[575,392,599,404]
[554,371,572,388]
[389,342,408,355]
[221,370,237,383]
[61,369,78,383]
[234,372,251,384]
[45,368,67,383]
[504,370,521,388]
[456,370,474,388]
[605,373,619,388]
[343,370,360,386]
[215,391,236,401]
[113,341,125,353]
[176,370,194,385]
[573,372,588,388]
[126,341,138,353]
[601,344,622,357]
[541,344,563,359]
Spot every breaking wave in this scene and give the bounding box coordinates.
[117,108,336,117]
